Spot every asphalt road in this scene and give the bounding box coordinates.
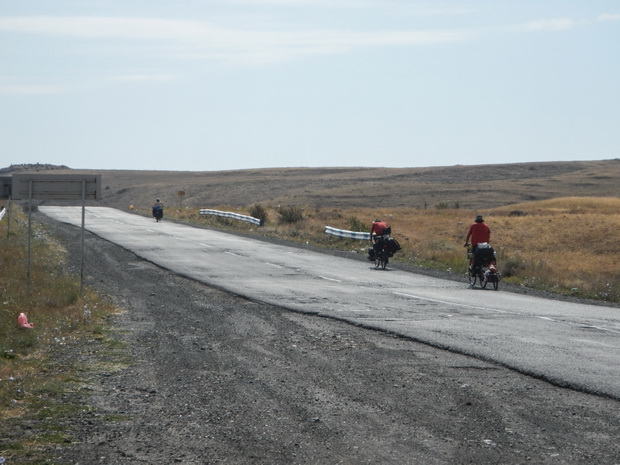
[39,206,620,400]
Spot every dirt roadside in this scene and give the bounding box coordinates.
[38,213,620,465]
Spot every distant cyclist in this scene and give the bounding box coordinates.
[464,214,492,268]
[370,218,390,254]
[152,198,164,222]
[464,214,490,249]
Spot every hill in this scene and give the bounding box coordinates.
[3,159,620,210]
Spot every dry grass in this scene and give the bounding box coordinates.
[153,196,620,303]
[0,204,121,461]
[489,197,620,299]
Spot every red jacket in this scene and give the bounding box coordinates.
[466,222,491,246]
[370,221,389,236]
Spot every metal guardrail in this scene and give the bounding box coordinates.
[0,207,5,221]
[324,226,370,240]
[197,211,369,238]
[199,209,263,226]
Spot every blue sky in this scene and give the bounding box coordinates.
[1,1,619,171]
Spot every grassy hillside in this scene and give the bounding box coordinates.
[3,159,619,211]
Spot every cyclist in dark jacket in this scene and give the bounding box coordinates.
[152,198,164,220]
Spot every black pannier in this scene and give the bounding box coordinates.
[388,238,401,254]
[474,245,495,265]
[474,246,495,258]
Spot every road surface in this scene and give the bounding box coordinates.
[40,206,620,400]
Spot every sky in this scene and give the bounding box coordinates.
[1,1,619,172]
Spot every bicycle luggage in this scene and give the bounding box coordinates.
[388,238,401,253]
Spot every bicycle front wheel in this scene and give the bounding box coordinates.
[468,269,477,287]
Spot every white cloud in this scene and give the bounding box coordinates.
[0,17,216,41]
[597,13,620,22]
[107,74,177,82]
[221,0,470,15]
[1,12,604,71]
[0,85,62,94]
[0,16,471,66]
[512,18,577,32]
[222,0,392,7]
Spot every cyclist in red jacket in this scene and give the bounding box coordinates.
[370,219,389,238]
[465,214,490,247]
[465,214,492,268]
[369,219,390,259]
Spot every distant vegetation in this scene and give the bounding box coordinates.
[248,204,268,223]
[0,163,70,174]
[277,205,304,224]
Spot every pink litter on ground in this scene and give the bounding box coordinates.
[18,312,35,328]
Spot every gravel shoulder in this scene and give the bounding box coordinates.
[40,213,620,465]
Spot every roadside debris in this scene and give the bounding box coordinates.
[17,312,35,329]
